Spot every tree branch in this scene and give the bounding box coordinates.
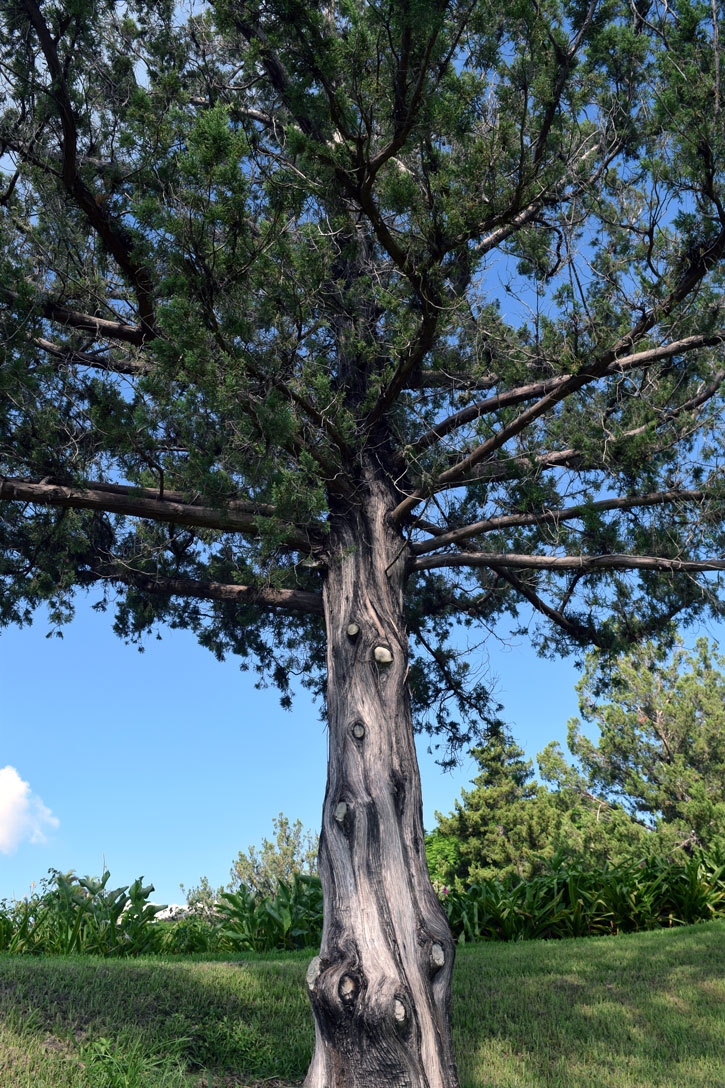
[410,552,725,574]
[30,335,152,377]
[0,476,318,553]
[96,569,323,615]
[483,560,607,646]
[410,488,710,556]
[1,284,146,345]
[365,310,440,429]
[229,11,323,140]
[407,333,725,456]
[404,370,497,391]
[19,0,156,337]
[393,228,725,521]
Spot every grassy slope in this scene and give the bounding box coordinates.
[0,920,723,1088]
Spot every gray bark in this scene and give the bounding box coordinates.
[304,459,459,1087]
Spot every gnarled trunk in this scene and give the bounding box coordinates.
[304,463,459,1088]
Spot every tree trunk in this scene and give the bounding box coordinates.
[304,461,460,1088]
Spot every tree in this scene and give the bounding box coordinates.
[433,730,549,882]
[545,635,725,851]
[424,827,462,892]
[2,1,725,1083]
[535,741,652,864]
[229,811,319,898]
[181,812,319,909]
[430,729,648,884]
[180,873,225,917]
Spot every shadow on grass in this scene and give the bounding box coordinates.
[0,922,723,1088]
[0,949,315,1085]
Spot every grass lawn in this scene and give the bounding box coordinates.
[0,919,723,1087]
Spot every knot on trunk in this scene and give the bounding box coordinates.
[306,955,323,991]
[309,956,364,1021]
[333,800,353,834]
[339,973,358,1005]
[373,644,393,664]
[430,942,445,973]
[393,996,408,1027]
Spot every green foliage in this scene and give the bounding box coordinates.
[228,812,319,899]
[432,730,563,883]
[425,828,463,891]
[0,869,165,956]
[442,849,725,944]
[430,635,725,888]
[217,872,323,952]
[179,873,225,918]
[2,0,725,761]
[552,635,725,850]
[2,852,723,956]
[153,914,223,955]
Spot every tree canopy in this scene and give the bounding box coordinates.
[430,635,725,889]
[229,811,319,898]
[429,726,649,885]
[2,0,725,765]
[431,730,546,881]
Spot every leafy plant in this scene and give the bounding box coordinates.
[155,915,222,955]
[218,872,323,953]
[0,869,165,956]
[441,849,725,944]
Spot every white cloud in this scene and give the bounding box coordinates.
[0,766,59,855]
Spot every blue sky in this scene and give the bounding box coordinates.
[2,596,723,907]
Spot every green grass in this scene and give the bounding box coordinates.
[0,921,723,1087]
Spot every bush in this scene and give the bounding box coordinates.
[4,851,723,958]
[0,869,165,956]
[217,872,323,952]
[154,914,222,954]
[441,848,725,944]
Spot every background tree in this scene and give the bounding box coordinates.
[424,827,462,892]
[180,873,225,917]
[182,812,319,909]
[229,811,319,898]
[535,739,652,863]
[2,1,725,1084]
[430,729,648,886]
[433,730,550,882]
[543,635,725,852]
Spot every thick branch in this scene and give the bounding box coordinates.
[31,336,152,376]
[364,23,441,182]
[394,228,725,521]
[365,311,440,428]
[230,12,322,140]
[1,284,146,345]
[411,488,709,555]
[443,234,725,476]
[410,552,725,574]
[0,476,317,552]
[19,0,156,336]
[98,569,323,615]
[408,333,725,456]
[484,560,606,646]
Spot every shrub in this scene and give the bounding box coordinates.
[217,872,323,952]
[0,869,165,955]
[440,848,725,944]
[3,851,722,957]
